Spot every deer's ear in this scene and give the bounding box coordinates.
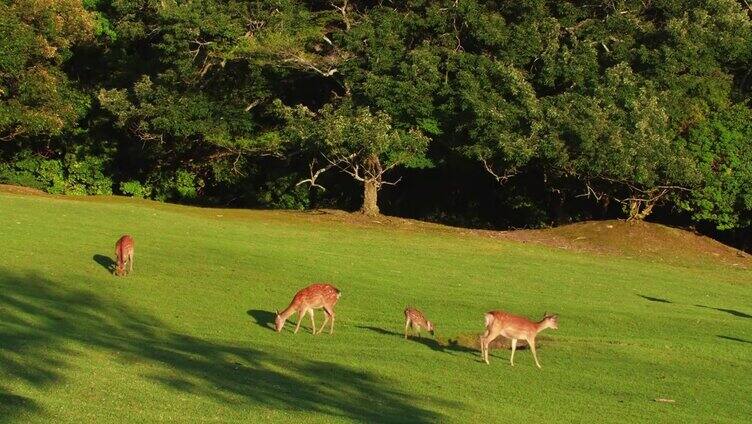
[275,310,279,316]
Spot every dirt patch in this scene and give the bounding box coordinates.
[0,184,49,196]
[493,220,749,269]
[1,184,748,268]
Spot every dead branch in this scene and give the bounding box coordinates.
[0,127,25,141]
[332,1,351,31]
[481,158,518,185]
[244,99,262,112]
[380,176,402,187]
[284,55,338,77]
[296,159,336,191]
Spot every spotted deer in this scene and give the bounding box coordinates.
[404,307,434,339]
[114,235,134,276]
[275,283,341,334]
[480,311,558,368]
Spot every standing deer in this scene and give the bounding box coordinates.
[114,235,134,276]
[480,311,558,368]
[404,307,434,339]
[275,283,341,334]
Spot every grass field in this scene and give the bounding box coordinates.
[1,191,751,423]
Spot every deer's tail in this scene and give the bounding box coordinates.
[484,312,495,328]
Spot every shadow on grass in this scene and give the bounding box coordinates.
[0,392,43,420]
[356,326,476,356]
[717,335,752,344]
[92,254,115,273]
[637,294,672,303]
[0,268,457,422]
[246,309,276,331]
[695,305,751,319]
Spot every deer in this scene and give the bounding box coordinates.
[479,311,558,369]
[275,283,341,334]
[404,307,435,339]
[114,235,134,276]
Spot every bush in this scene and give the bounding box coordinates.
[119,180,151,198]
[0,152,112,195]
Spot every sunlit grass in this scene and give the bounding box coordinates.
[0,192,750,423]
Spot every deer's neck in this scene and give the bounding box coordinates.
[279,303,298,320]
[535,319,549,334]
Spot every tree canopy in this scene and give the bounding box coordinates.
[2,0,752,246]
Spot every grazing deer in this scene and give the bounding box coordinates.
[114,235,134,276]
[404,307,434,339]
[275,283,341,334]
[480,311,558,368]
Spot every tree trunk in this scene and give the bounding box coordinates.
[360,154,381,216]
[361,178,380,215]
[627,199,655,221]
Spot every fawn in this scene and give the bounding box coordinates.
[114,235,134,276]
[404,307,434,339]
[275,283,341,334]
[480,311,558,368]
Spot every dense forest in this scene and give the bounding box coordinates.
[2,0,752,247]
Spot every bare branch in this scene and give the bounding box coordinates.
[381,176,402,187]
[296,159,335,191]
[244,99,262,112]
[480,158,518,185]
[331,1,351,31]
[283,55,338,77]
[575,181,607,201]
[0,127,25,141]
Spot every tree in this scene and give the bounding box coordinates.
[0,0,94,141]
[543,64,700,220]
[281,101,430,215]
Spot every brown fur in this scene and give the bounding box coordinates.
[114,235,134,276]
[404,307,434,338]
[480,311,558,368]
[275,283,341,334]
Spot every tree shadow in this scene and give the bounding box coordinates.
[637,294,671,303]
[92,254,115,273]
[0,268,458,422]
[0,391,43,420]
[356,326,477,356]
[717,335,752,344]
[246,309,276,331]
[695,305,751,319]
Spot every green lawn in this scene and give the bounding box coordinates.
[1,192,750,423]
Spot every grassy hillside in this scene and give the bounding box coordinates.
[1,191,750,423]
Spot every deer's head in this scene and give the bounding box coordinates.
[274,310,284,332]
[543,312,559,330]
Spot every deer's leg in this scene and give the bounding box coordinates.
[294,309,304,334]
[510,339,517,367]
[129,252,134,272]
[404,318,411,339]
[309,309,317,334]
[480,329,491,364]
[529,337,541,369]
[318,310,330,335]
[329,311,335,334]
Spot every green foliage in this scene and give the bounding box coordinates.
[0,0,94,140]
[255,175,311,210]
[684,105,752,229]
[119,180,151,198]
[0,153,66,193]
[4,0,752,236]
[0,153,112,195]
